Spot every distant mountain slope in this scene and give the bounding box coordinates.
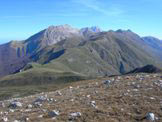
[28,30,158,77]
[0,25,84,78]
[0,25,162,83]
[142,36,162,60]
[142,37,162,51]
[0,41,30,77]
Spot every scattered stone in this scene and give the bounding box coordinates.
[27,104,33,109]
[47,98,55,102]
[146,112,155,121]
[121,108,124,111]
[0,73,161,121]
[117,76,121,80]
[48,110,60,117]
[0,102,5,108]
[9,109,15,113]
[95,91,98,94]
[132,89,139,92]
[69,112,81,120]
[9,101,22,109]
[34,96,47,103]
[25,117,29,121]
[34,102,42,107]
[103,80,111,85]
[56,91,62,96]
[90,101,97,108]
[87,95,90,98]
[69,86,73,89]
[139,77,144,81]
[38,115,43,118]
[42,109,47,112]
[123,93,129,96]
[150,97,155,100]
[70,99,74,102]
[2,117,8,122]
[4,112,8,115]
[127,90,130,92]
[134,84,140,89]
[25,109,32,112]
[111,78,115,81]
[13,120,20,122]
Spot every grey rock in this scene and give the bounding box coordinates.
[2,117,8,122]
[69,112,81,120]
[103,80,111,85]
[48,110,60,117]
[8,101,22,109]
[146,112,155,121]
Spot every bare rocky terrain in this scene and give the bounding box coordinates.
[0,73,162,122]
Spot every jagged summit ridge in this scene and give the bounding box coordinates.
[80,26,102,38]
[27,25,103,46]
[46,24,80,34]
[41,24,80,45]
[80,26,102,33]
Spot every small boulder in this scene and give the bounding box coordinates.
[2,117,8,122]
[34,96,47,103]
[56,91,62,96]
[13,120,20,122]
[69,112,81,120]
[8,101,22,109]
[146,112,155,121]
[0,102,5,108]
[69,86,73,89]
[9,109,15,113]
[90,101,97,108]
[27,104,33,109]
[48,110,60,118]
[38,115,43,118]
[104,80,111,84]
[33,102,42,107]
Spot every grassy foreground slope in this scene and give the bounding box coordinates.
[0,66,87,100]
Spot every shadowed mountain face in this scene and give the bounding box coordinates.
[0,25,162,84]
[126,65,162,74]
[0,41,30,77]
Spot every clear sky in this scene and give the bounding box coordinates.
[0,0,162,44]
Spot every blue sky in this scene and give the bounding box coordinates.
[0,0,162,44]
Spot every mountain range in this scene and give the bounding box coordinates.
[0,24,162,86]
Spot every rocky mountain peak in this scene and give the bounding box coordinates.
[80,26,102,38]
[46,24,79,34]
[80,26,101,34]
[116,29,132,33]
[38,25,80,46]
[90,26,102,33]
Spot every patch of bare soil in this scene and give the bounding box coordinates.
[0,73,162,122]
